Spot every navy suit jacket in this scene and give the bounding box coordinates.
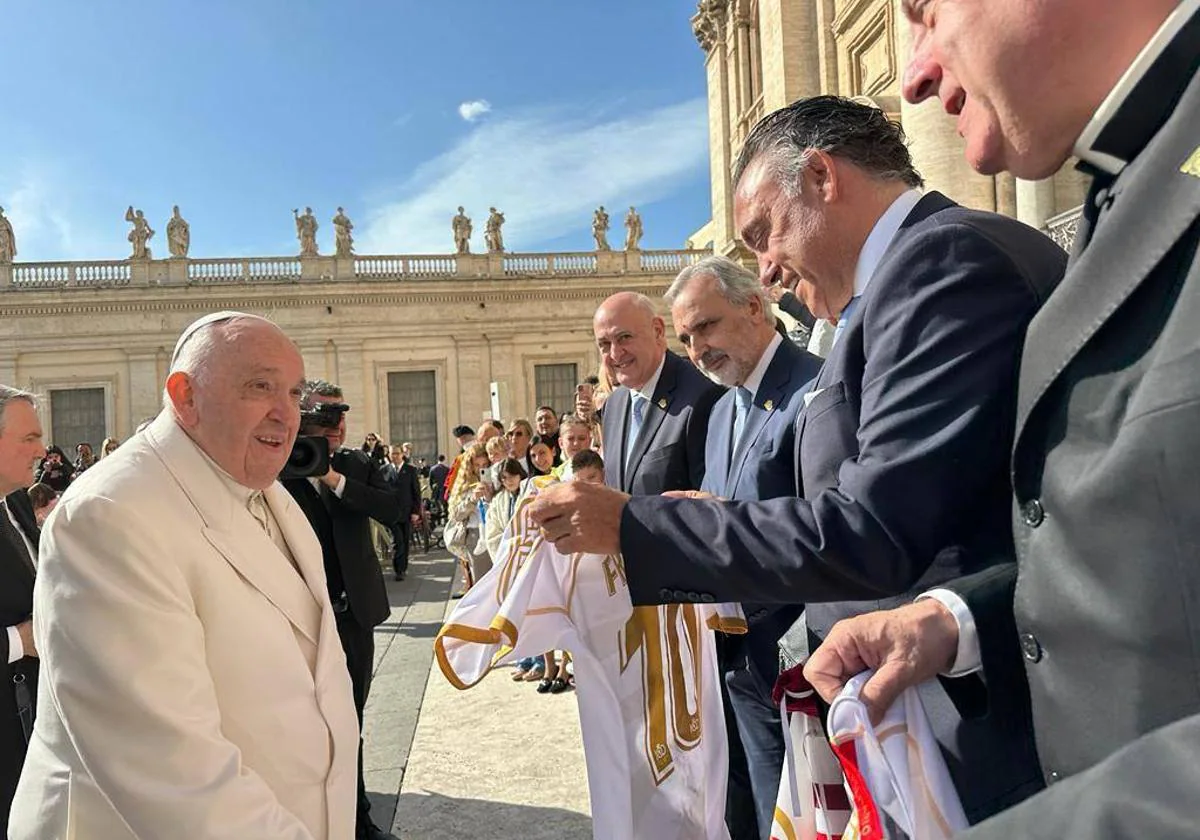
[617,191,1067,820]
[603,349,723,495]
[701,337,820,684]
[1,490,39,826]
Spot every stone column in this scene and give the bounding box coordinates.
[126,349,165,434]
[0,264,12,288]
[455,254,487,279]
[301,255,335,282]
[893,0,998,211]
[596,250,625,275]
[0,352,16,386]
[757,0,821,110]
[454,339,489,425]
[331,339,368,442]
[1015,166,1088,230]
[695,2,737,253]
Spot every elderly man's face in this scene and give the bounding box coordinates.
[900,0,1092,179]
[535,408,559,437]
[735,161,847,322]
[672,274,767,388]
[594,300,667,390]
[0,401,45,496]
[173,322,304,490]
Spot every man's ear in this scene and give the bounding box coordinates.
[652,316,666,343]
[165,371,199,427]
[803,149,840,204]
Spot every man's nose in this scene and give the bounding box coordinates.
[902,27,942,104]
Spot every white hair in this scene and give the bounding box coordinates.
[665,255,766,309]
[0,385,37,435]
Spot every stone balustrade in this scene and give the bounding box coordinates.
[0,248,711,290]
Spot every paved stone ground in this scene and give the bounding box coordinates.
[360,546,592,839]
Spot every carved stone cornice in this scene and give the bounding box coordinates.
[691,0,728,53]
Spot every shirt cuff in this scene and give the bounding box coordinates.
[7,626,24,664]
[332,474,346,498]
[917,589,981,677]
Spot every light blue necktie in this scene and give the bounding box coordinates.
[832,295,861,348]
[626,393,648,468]
[731,386,752,450]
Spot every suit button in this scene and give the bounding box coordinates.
[658,588,673,602]
[1021,499,1045,528]
[687,592,703,603]
[700,594,715,604]
[1020,633,1043,663]
[1047,770,1061,784]
[673,589,689,602]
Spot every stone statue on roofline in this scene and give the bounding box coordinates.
[0,207,16,264]
[485,207,505,253]
[592,206,611,251]
[294,207,319,257]
[166,206,190,258]
[452,206,472,254]
[624,206,643,251]
[125,206,155,260]
[333,207,354,257]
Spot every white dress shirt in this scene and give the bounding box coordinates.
[928,2,1200,676]
[741,331,783,401]
[632,353,667,405]
[5,498,38,664]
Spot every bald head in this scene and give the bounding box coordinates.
[594,292,667,391]
[165,314,305,489]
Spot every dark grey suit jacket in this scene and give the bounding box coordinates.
[602,349,723,495]
[701,336,821,683]
[618,191,1067,819]
[1,491,39,833]
[947,18,1200,839]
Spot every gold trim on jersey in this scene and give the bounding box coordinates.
[706,613,748,635]
[772,807,798,840]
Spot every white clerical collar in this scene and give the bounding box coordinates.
[853,189,923,300]
[741,332,783,401]
[633,353,667,403]
[1074,0,1200,175]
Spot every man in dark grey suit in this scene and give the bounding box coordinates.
[0,386,45,837]
[595,291,722,496]
[530,96,1066,821]
[669,255,821,837]
[803,2,1200,837]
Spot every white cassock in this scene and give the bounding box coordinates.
[9,412,359,840]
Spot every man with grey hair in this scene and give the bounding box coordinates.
[11,312,360,839]
[530,95,1067,826]
[668,255,821,835]
[0,385,44,836]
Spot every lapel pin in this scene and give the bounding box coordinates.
[1181,146,1200,178]
[763,399,774,411]
[657,398,667,410]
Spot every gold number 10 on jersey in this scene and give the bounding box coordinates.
[618,604,704,785]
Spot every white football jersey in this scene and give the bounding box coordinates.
[435,484,746,840]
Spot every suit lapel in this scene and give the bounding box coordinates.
[729,344,792,492]
[1014,74,1200,449]
[146,413,323,647]
[626,354,677,489]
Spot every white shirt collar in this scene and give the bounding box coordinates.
[188,430,257,506]
[1074,0,1200,175]
[633,352,667,403]
[741,332,783,401]
[853,189,924,301]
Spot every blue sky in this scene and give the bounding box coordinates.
[0,1,713,261]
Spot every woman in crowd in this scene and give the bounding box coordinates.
[527,436,555,476]
[74,442,97,475]
[445,442,491,595]
[35,446,74,493]
[100,437,120,458]
[361,432,388,468]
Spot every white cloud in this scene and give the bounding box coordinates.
[457,99,492,122]
[0,163,106,262]
[359,97,708,254]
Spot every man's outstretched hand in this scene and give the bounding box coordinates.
[803,599,960,724]
[526,481,631,555]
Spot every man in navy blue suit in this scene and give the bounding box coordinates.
[530,96,1067,822]
[667,255,820,838]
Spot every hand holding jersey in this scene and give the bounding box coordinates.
[436,479,746,840]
